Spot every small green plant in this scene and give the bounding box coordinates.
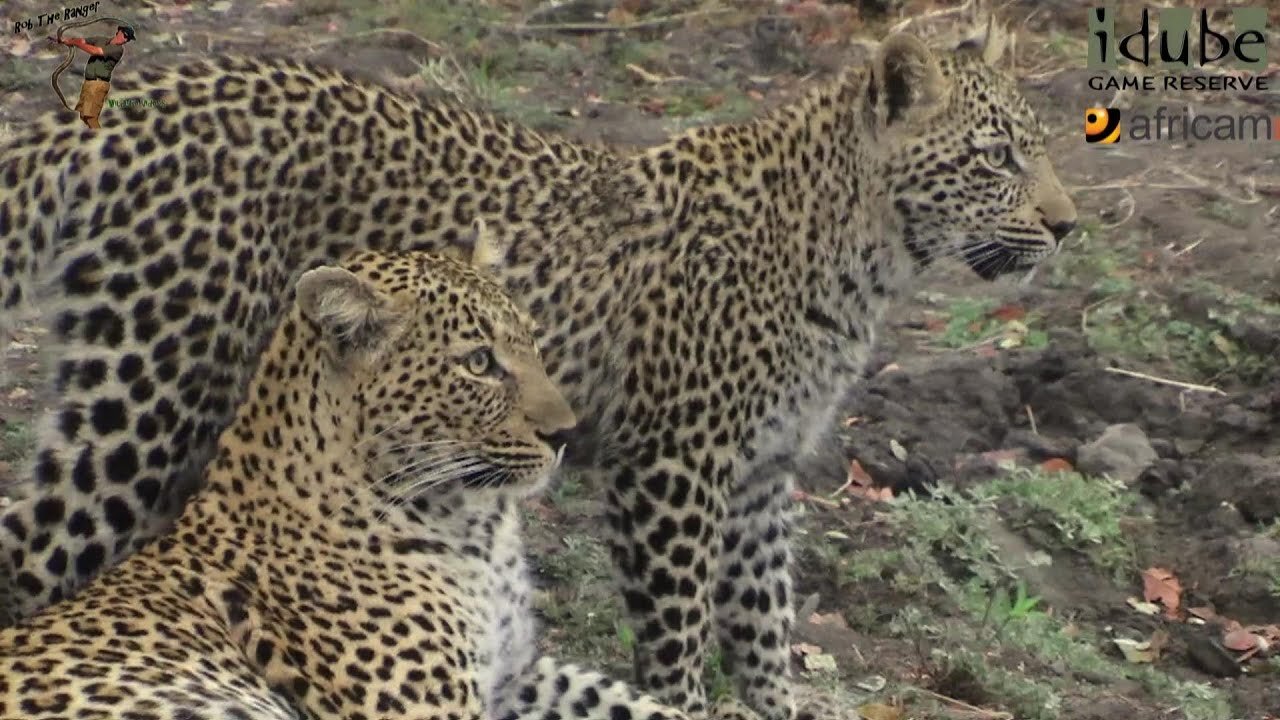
[550,471,585,505]
[976,468,1140,578]
[1229,524,1280,598]
[983,580,1043,636]
[1201,200,1251,229]
[932,298,1048,350]
[861,478,1235,720]
[1085,296,1273,383]
[0,422,32,464]
[704,648,734,701]
[614,620,635,652]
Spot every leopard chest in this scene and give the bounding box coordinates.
[746,319,878,476]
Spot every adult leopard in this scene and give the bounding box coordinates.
[0,23,1076,720]
[2,245,764,720]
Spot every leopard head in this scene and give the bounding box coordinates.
[868,22,1077,279]
[293,229,575,501]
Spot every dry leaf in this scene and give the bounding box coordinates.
[1188,606,1220,622]
[1141,567,1182,617]
[923,316,947,332]
[857,703,904,720]
[790,642,823,657]
[846,485,893,503]
[1114,637,1157,663]
[1148,629,1170,657]
[606,7,637,24]
[807,612,849,629]
[1040,457,1073,473]
[843,416,866,427]
[888,439,907,461]
[801,653,838,673]
[990,303,1027,321]
[847,459,873,487]
[783,0,828,19]
[874,362,902,376]
[639,98,666,116]
[1223,629,1265,653]
[981,449,1023,468]
[1126,596,1161,616]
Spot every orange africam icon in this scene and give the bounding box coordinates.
[1084,107,1121,144]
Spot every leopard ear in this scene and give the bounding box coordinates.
[871,32,948,128]
[457,218,501,270]
[295,266,402,365]
[957,16,1009,66]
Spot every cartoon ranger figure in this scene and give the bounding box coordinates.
[47,24,136,129]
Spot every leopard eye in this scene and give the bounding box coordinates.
[985,144,1009,168]
[464,348,497,376]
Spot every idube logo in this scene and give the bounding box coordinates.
[1087,7,1269,92]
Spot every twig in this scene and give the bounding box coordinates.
[1069,167,1260,205]
[625,63,687,84]
[305,27,444,53]
[1081,295,1121,335]
[828,475,853,499]
[1104,366,1227,395]
[1025,404,1038,435]
[912,687,1014,719]
[1174,238,1204,257]
[499,7,731,34]
[1100,187,1136,229]
[888,0,974,34]
[794,490,842,509]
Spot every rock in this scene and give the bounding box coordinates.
[1174,435,1206,457]
[1189,457,1280,525]
[1148,438,1179,459]
[1229,535,1280,570]
[1226,314,1280,357]
[1076,423,1158,484]
[1205,502,1247,532]
[1004,429,1077,462]
[1134,459,1187,500]
[1235,469,1280,525]
[1184,633,1242,678]
[900,456,938,495]
[1215,404,1270,435]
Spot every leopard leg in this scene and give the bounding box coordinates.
[712,463,797,720]
[602,456,732,718]
[493,656,761,720]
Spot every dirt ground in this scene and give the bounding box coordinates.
[2,1,1279,718]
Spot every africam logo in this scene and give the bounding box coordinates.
[1084,107,1121,144]
[1086,106,1280,143]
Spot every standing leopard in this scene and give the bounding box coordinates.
[2,245,760,720]
[0,23,1077,720]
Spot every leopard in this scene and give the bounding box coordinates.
[0,21,1077,720]
[1,244,762,720]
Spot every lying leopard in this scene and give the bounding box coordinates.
[0,22,1076,720]
[0,246,755,720]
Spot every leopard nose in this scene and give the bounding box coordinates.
[1046,219,1076,241]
